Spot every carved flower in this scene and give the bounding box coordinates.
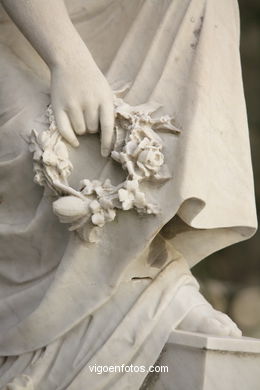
[42,149,57,166]
[118,179,147,210]
[137,146,164,173]
[91,211,105,227]
[118,187,135,210]
[53,141,72,177]
[89,199,116,227]
[121,134,164,178]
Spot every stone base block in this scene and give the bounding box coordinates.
[143,330,260,390]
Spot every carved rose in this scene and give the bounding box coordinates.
[114,131,165,179]
[137,146,164,174]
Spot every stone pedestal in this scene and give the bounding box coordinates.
[143,330,260,390]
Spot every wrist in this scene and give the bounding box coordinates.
[48,36,95,71]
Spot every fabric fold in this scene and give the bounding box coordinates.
[0,0,257,388]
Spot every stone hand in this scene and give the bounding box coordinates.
[51,56,114,157]
[1,0,114,157]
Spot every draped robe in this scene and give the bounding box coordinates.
[0,0,257,388]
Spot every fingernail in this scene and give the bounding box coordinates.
[73,140,80,148]
[101,149,109,157]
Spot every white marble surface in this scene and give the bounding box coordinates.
[144,330,260,390]
[0,0,258,388]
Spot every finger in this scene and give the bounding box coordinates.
[67,106,86,135]
[230,327,242,338]
[84,104,99,134]
[201,318,230,337]
[100,102,115,157]
[215,312,242,336]
[55,110,79,147]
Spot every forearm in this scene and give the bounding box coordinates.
[1,0,93,68]
[1,0,114,155]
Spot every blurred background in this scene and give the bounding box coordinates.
[194,0,260,338]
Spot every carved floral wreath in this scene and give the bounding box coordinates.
[28,94,180,243]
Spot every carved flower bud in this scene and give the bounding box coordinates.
[53,196,89,222]
[91,212,105,227]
